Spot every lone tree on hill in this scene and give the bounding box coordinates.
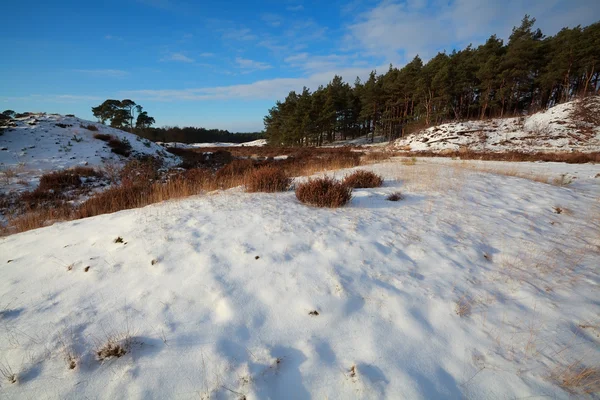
[91,100,155,131]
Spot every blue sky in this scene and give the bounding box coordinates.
[1,0,598,132]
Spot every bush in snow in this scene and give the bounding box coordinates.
[295,177,352,208]
[38,169,89,191]
[108,137,132,157]
[244,165,291,193]
[343,170,383,188]
[80,124,99,131]
[93,133,112,141]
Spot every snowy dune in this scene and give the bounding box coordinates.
[392,99,600,153]
[0,114,179,192]
[1,159,599,399]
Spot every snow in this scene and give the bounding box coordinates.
[1,158,599,399]
[162,139,267,149]
[392,99,600,153]
[0,113,180,192]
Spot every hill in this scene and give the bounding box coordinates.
[393,97,600,153]
[0,113,180,193]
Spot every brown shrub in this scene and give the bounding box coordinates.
[75,183,150,218]
[245,166,291,192]
[93,133,112,141]
[81,124,99,131]
[216,159,255,179]
[38,170,83,191]
[295,177,352,208]
[343,170,383,188]
[119,158,161,186]
[108,137,132,157]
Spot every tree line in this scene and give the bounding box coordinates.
[139,126,264,144]
[264,16,600,146]
[91,100,263,143]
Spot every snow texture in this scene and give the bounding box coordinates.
[1,158,599,399]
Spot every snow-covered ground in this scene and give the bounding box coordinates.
[161,139,267,149]
[0,114,179,192]
[1,158,599,399]
[393,99,600,153]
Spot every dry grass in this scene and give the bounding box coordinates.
[396,150,600,164]
[96,340,129,361]
[386,192,404,201]
[244,166,291,193]
[553,361,600,394]
[454,162,566,185]
[401,157,417,166]
[295,177,352,208]
[0,361,17,384]
[1,167,18,184]
[455,295,472,317]
[362,151,392,164]
[343,170,383,188]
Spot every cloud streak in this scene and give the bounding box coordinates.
[120,65,384,102]
[72,69,129,77]
[235,57,272,73]
[160,52,195,63]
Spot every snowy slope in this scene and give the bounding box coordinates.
[161,139,267,149]
[393,99,600,153]
[0,113,180,191]
[1,159,599,399]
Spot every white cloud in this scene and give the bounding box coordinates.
[104,35,123,41]
[347,0,600,63]
[72,69,129,78]
[284,53,360,73]
[262,13,283,27]
[199,52,215,57]
[0,94,104,103]
[235,57,273,72]
[120,65,384,102]
[161,52,195,63]
[286,5,304,11]
[222,28,257,41]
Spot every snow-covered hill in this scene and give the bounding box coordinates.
[393,98,600,153]
[0,159,599,399]
[0,113,180,191]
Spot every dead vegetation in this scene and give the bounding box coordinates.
[553,361,600,395]
[0,361,18,384]
[343,170,383,188]
[96,340,129,361]
[455,295,472,317]
[244,166,291,193]
[295,177,352,208]
[386,192,404,201]
[80,124,98,131]
[395,150,600,164]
